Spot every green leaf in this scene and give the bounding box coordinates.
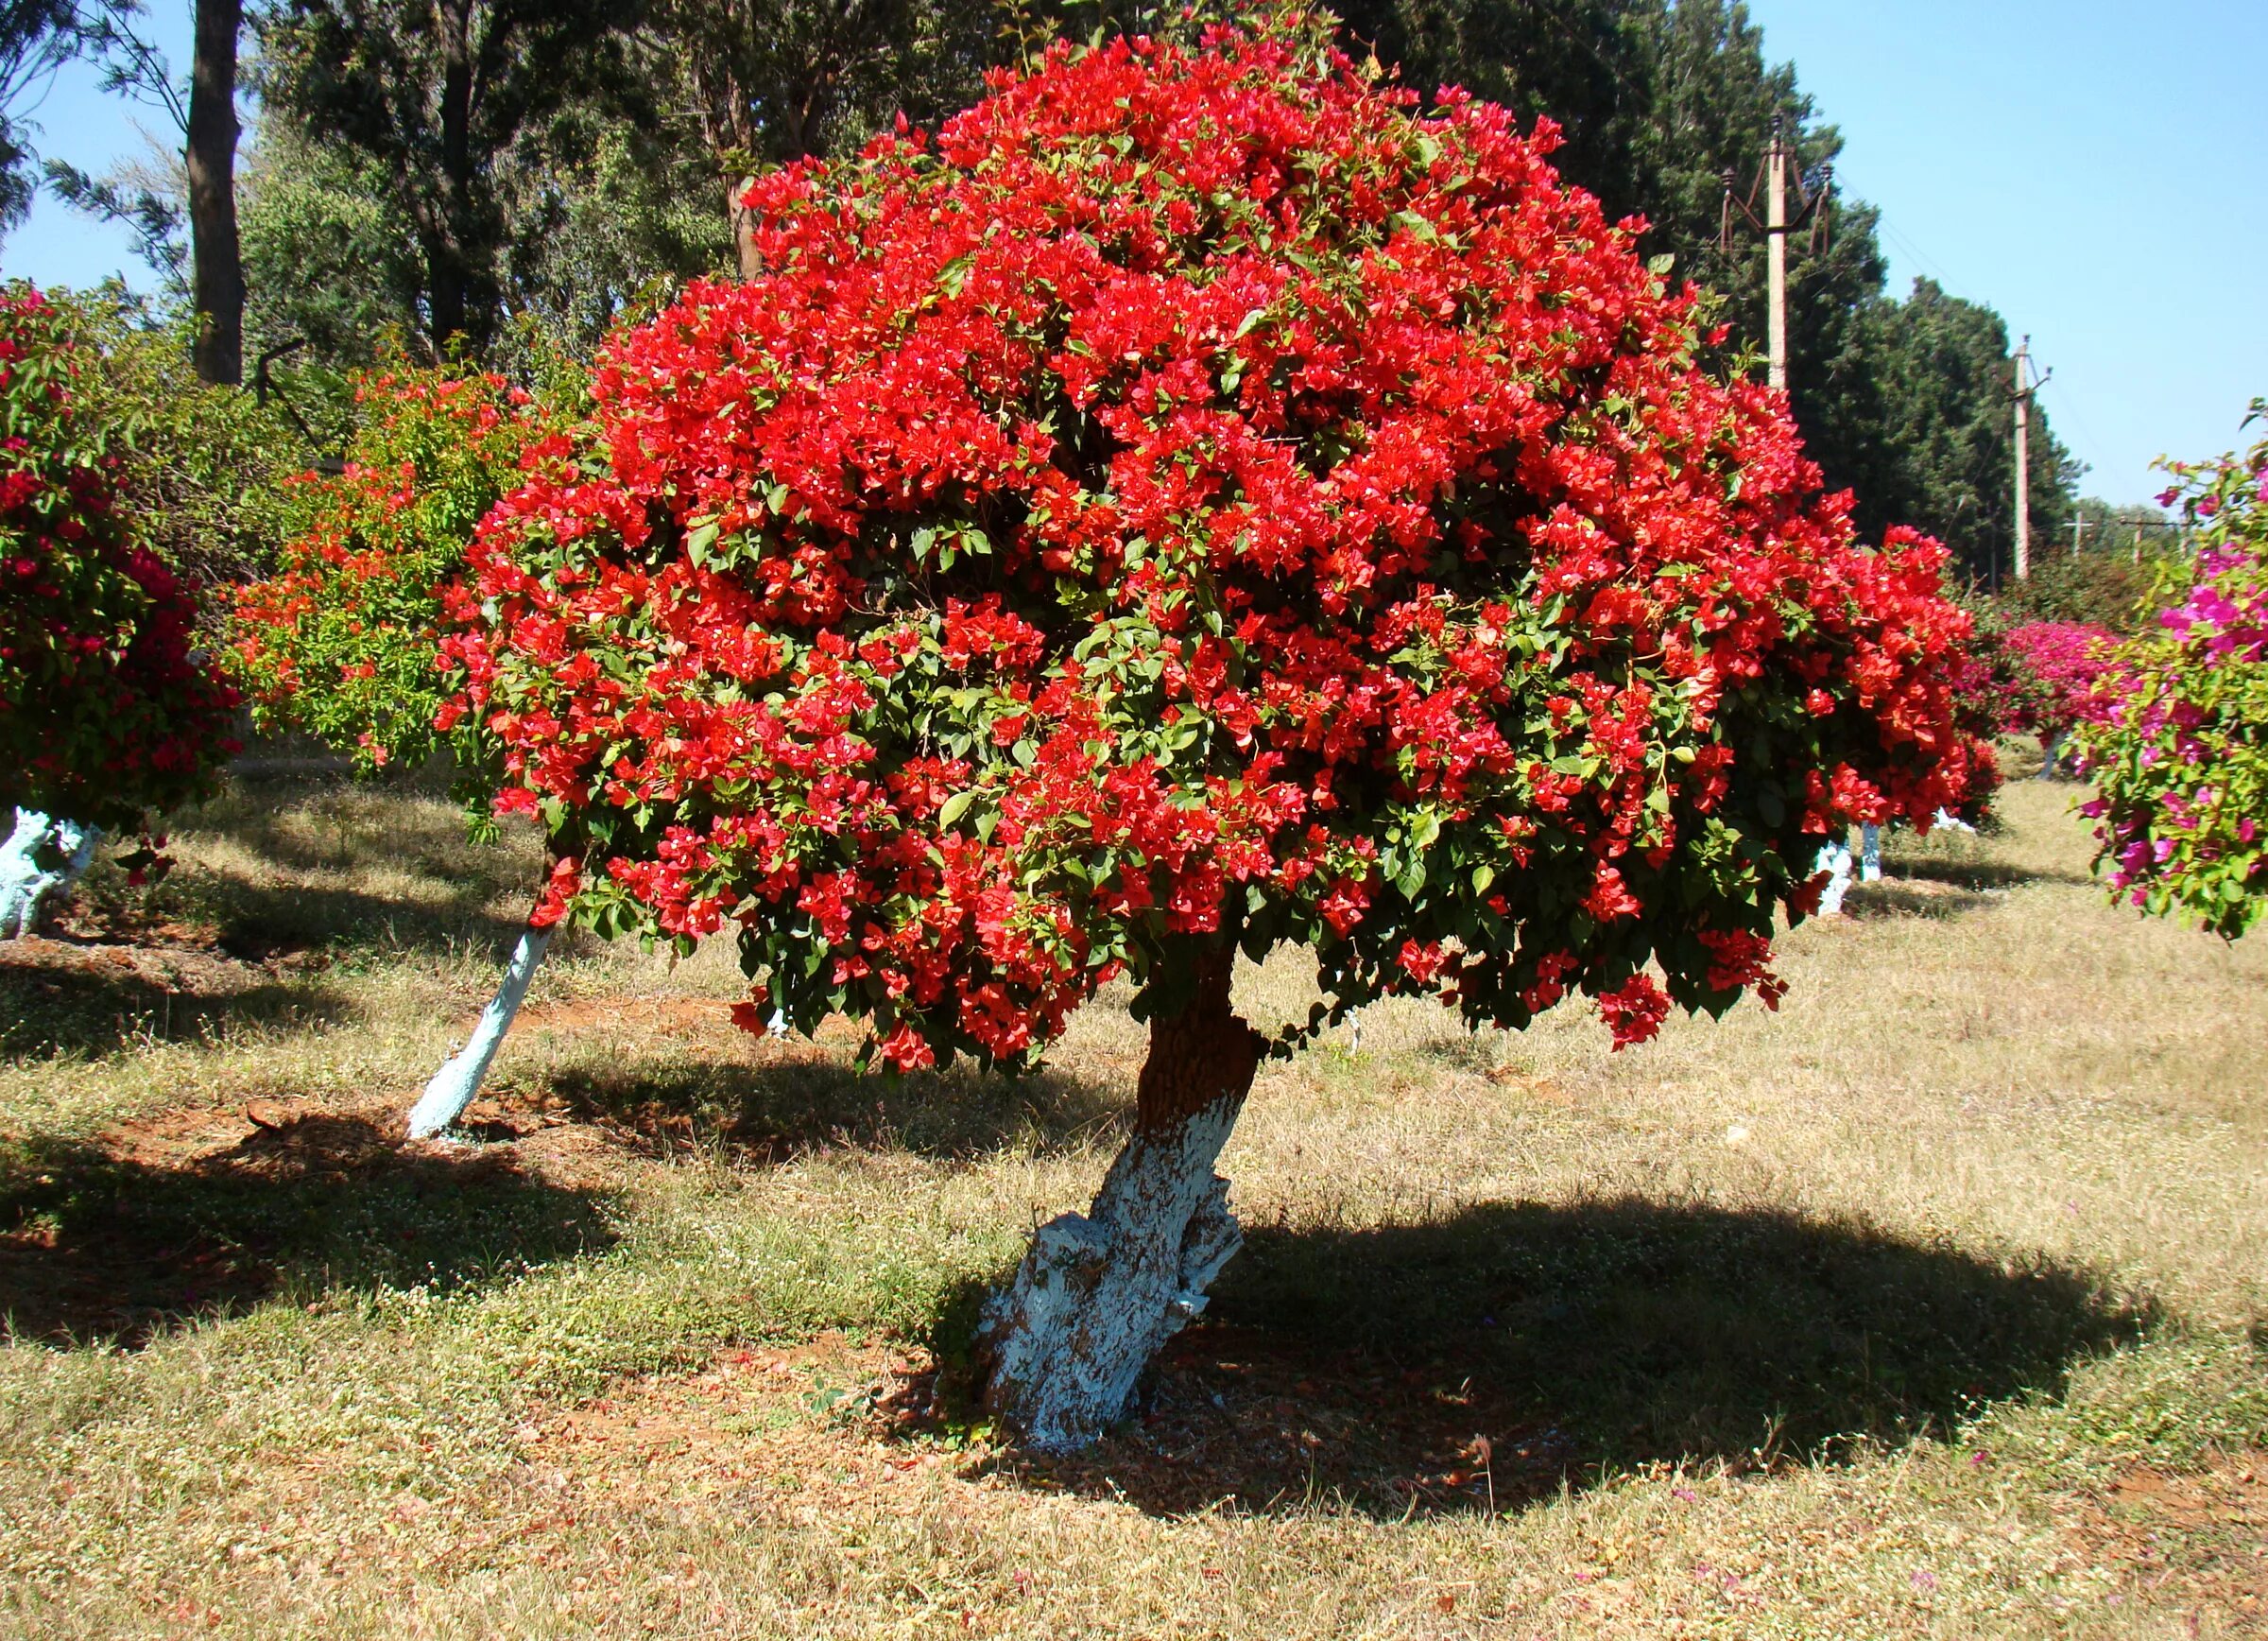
[937,790,975,829]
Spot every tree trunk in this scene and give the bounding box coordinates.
[727,168,761,280]
[1859,822,1882,883]
[2037,730,2067,780]
[1815,832,1855,917]
[0,809,99,939]
[427,0,476,353]
[405,921,552,1138]
[185,0,243,386]
[976,948,1263,1453]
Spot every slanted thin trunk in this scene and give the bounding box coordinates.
[977,948,1263,1452]
[0,809,99,938]
[406,921,552,1138]
[2038,730,2067,781]
[185,0,243,385]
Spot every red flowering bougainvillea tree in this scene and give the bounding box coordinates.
[0,285,237,935]
[440,19,1986,1449]
[231,367,564,1135]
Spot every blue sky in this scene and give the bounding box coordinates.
[1745,0,2265,507]
[6,2,2263,506]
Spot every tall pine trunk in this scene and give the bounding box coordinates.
[185,0,243,385]
[976,948,1263,1452]
[425,0,476,352]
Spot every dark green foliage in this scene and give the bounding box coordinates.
[40,281,308,598]
[255,0,637,355]
[1997,545,2169,635]
[1862,278,2081,585]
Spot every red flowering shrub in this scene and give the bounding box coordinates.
[232,368,544,775]
[441,23,1984,1065]
[0,286,237,836]
[2002,619,2120,741]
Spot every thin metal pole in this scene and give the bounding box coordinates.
[1766,117,1788,391]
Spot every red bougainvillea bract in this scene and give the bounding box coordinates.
[438,23,1987,1066]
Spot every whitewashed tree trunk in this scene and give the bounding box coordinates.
[977,949,1262,1453]
[1815,834,1856,917]
[1859,822,1882,884]
[405,922,553,1138]
[2038,730,2067,780]
[0,809,99,939]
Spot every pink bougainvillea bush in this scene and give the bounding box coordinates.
[231,368,544,777]
[2002,619,2120,742]
[0,285,237,838]
[433,19,1988,1069]
[2078,412,2268,939]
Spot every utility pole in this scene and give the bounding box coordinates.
[2070,512,2088,558]
[2013,336,2035,582]
[1765,121,1788,389]
[1722,115,1830,395]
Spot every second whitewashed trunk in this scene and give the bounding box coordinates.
[0,809,99,939]
[405,923,553,1138]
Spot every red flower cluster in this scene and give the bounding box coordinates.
[0,286,237,834]
[440,22,1984,1064]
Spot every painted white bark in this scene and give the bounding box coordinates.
[0,809,99,938]
[2038,730,2067,780]
[1859,823,1882,884]
[977,1094,1245,1453]
[1815,835,1856,917]
[405,923,553,1138]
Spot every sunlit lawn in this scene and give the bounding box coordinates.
[0,762,2262,1637]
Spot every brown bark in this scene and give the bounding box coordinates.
[1134,946,1264,1133]
[185,0,243,386]
[424,0,475,351]
[727,170,762,280]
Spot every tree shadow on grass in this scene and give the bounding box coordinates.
[953,1197,2152,1518]
[1878,853,2087,894]
[102,769,540,961]
[541,1053,1121,1165]
[1843,880,1997,922]
[0,1114,616,1348]
[0,943,356,1060]
[188,869,534,965]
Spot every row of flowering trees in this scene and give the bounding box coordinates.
[3,16,2259,1447]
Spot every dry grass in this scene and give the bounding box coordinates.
[0,767,2262,1637]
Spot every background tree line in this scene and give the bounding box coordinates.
[5,0,2094,591]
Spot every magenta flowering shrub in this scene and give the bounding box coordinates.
[2002,619,2119,740]
[2076,409,2268,939]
